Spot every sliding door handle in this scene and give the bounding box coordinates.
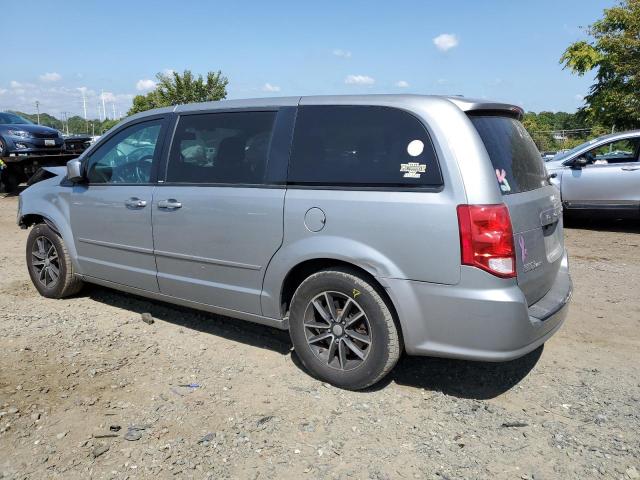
[158,199,182,210]
[125,197,147,208]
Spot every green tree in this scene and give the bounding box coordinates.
[560,0,640,129]
[128,70,228,115]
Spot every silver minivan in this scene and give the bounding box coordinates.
[18,95,572,389]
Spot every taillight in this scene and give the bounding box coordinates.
[457,204,516,278]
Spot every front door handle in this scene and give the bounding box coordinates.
[621,166,640,171]
[125,197,147,209]
[158,199,182,210]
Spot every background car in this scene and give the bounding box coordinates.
[546,130,640,218]
[0,112,64,156]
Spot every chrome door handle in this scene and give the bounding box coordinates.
[125,197,147,208]
[621,166,640,171]
[158,199,182,210]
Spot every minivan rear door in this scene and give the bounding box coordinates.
[470,115,563,305]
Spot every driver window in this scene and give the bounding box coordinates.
[584,138,640,166]
[86,120,163,183]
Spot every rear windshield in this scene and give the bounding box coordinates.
[470,115,549,195]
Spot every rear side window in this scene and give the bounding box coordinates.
[289,106,442,187]
[166,111,276,184]
[470,115,549,195]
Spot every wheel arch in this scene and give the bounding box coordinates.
[276,257,404,349]
[18,206,81,273]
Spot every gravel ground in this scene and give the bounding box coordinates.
[0,193,639,480]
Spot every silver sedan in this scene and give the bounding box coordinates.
[546,130,640,218]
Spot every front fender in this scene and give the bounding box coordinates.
[18,180,80,273]
[260,235,406,319]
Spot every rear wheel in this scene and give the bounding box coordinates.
[289,268,401,390]
[26,223,84,298]
[0,137,7,156]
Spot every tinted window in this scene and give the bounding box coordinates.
[86,120,162,184]
[289,106,442,187]
[166,112,276,184]
[470,115,549,195]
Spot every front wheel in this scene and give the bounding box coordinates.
[26,223,84,298]
[289,268,401,390]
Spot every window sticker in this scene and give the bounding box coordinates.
[400,162,427,178]
[407,139,424,157]
[495,168,512,192]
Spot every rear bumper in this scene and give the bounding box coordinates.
[382,252,572,362]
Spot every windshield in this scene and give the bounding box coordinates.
[0,112,33,125]
[551,138,600,161]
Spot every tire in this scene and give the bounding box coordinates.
[26,223,84,298]
[0,137,7,156]
[289,268,401,390]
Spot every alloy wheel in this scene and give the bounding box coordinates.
[31,236,60,288]
[303,291,372,371]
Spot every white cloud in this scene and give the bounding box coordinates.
[40,72,62,82]
[574,94,584,101]
[136,79,157,91]
[162,68,175,76]
[0,81,134,119]
[332,49,352,58]
[262,83,281,93]
[344,74,375,85]
[395,80,410,88]
[433,33,459,52]
[0,88,7,95]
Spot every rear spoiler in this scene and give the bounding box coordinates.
[445,97,524,120]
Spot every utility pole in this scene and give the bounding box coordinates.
[35,101,40,124]
[112,103,116,120]
[61,112,70,135]
[101,90,107,121]
[81,88,88,134]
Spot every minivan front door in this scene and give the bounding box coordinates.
[152,110,285,315]
[70,118,167,292]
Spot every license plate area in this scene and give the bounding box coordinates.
[44,139,56,146]
[543,221,563,263]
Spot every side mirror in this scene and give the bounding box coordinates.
[66,159,84,182]
[571,156,588,169]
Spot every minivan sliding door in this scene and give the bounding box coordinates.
[152,110,287,315]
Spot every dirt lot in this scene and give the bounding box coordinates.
[0,193,638,480]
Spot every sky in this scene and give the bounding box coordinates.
[1,0,613,119]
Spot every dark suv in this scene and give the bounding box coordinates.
[0,112,64,156]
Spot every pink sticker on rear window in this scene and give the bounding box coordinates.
[495,168,511,193]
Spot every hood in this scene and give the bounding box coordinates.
[0,123,60,135]
[41,166,67,176]
[25,166,67,187]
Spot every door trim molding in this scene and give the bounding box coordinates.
[78,237,154,255]
[153,249,262,271]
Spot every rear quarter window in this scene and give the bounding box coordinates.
[470,115,549,195]
[288,106,442,188]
